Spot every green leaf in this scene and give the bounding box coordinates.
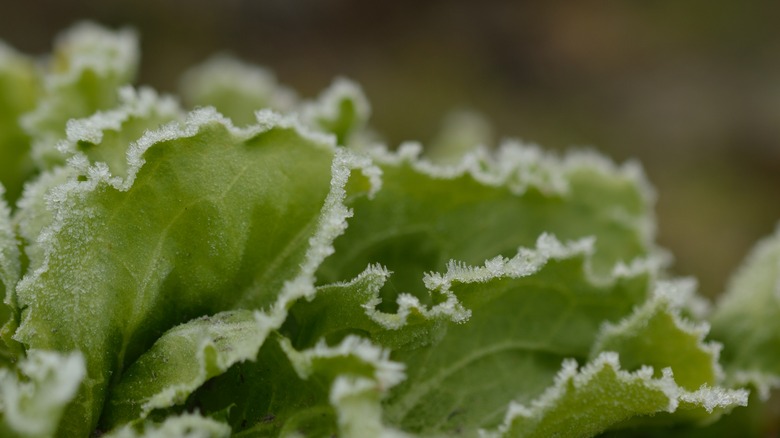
[0,185,21,362]
[591,284,722,392]
[1,22,773,437]
[107,312,408,436]
[301,78,371,146]
[0,350,85,437]
[20,22,139,168]
[13,87,180,272]
[277,335,407,437]
[180,333,406,437]
[482,352,746,438]
[380,235,654,436]
[102,310,265,426]
[121,234,658,436]
[13,109,377,436]
[426,110,493,165]
[710,226,780,399]
[60,86,183,179]
[12,166,77,273]
[180,55,296,126]
[586,282,749,433]
[102,412,231,438]
[0,42,40,203]
[293,232,746,436]
[317,143,657,315]
[287,264,452,351]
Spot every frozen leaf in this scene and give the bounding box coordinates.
[180,55,296,126]
[0,350,85,437]
[20,22,139,168]
[711,226,780,399]
[0,42,40,203]
[14,109,377,436]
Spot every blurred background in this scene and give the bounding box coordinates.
[2,0,779,298]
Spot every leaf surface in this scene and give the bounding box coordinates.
[711,226,780,398]
[14,108,374,435]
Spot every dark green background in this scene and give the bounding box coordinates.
[2,0,779,298]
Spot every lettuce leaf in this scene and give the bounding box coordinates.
[0,22,774,437]
[711,227,780,399]
[13,104,378,435]
[0,350,85,437]
[0,43,40,203]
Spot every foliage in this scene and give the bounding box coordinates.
[0,23,777,437]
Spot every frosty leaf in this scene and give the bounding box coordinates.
[103,310,266,426]
[60,86,183,179]
[180,55,296,126]
[0,188,21,362]
[277,335,407,438]
[20,22,139,168]
[13,109,377,435]
[287,264,455,352]
[591,286,723,392]
[0,350,85,437]
[1,22,775,437]
[172,333,406,437]
[427,109,493,164]
[13,87,181,271]
[12,166,77,271]
[286,234,669,436]
[0,186,19,309]
[0,42,40,203]
[710,226,780,398]
[379,235,655,436]
[301,78,371,146]
[318,142,656,314]
[482,352,747,438]
[102,412,230,438]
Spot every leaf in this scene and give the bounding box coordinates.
[0,185,21,362]
[0,350,85,437]
[102,310,266,426]
[20,22,139,168]
[102,412,231,438]
[180,55,297,126]
[591,284,723,392]
[426,109,493,165]
[13,109,377,436]
[180,333,406,437]
[380,235,655,436]
[286,264,452,351]
[300,78,371,146]
[13,87,181,273]
[0,42,40,203]
[112,236,662,436]
[106,308,408,436]
[482,352,747,438]
[317,142,658,315]
[12,166,77,272]
[586,282,749,432]
[277,335,407,438]
[60,86,183,179]
[710,225,780,399]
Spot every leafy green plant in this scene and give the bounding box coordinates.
[0,22,777,437]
